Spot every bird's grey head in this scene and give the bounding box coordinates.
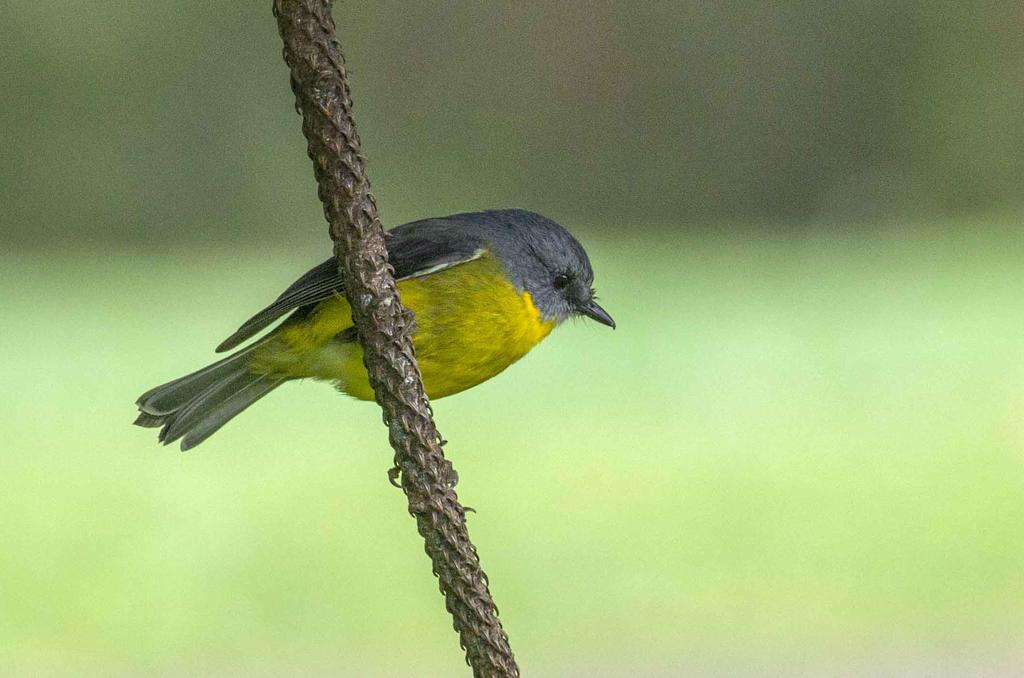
[465,210,615,328]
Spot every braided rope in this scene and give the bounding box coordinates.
[273,2,519,675]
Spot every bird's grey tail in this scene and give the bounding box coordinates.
[134,342,286,450]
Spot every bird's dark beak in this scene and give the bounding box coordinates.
[579,300,615,329]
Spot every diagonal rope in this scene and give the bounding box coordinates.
[272,2,519,675]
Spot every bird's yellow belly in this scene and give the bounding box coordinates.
[248,255,556,400]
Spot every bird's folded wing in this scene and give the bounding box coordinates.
[215,225,486,352]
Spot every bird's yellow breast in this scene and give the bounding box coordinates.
[248,253,556,400]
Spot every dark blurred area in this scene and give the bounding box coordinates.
[2,1,1022,248]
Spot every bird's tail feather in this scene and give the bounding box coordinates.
[135,341,286,450]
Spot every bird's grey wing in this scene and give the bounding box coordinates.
[386,219,486,281]
[215,224,486,353]
[215,258,343,352]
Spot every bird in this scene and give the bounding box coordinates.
[134,209,615,450]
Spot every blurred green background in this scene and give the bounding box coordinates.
[2,2,1023,676]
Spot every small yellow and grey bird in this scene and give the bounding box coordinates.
[135,209,614,449]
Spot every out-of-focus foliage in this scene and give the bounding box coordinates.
[2,1,1022,247]
[3,225,1023,675]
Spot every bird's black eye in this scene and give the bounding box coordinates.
[553,274,570,290]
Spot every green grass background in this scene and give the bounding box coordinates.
[2,221,1022,676]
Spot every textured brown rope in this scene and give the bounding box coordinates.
[272,2,519,676]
